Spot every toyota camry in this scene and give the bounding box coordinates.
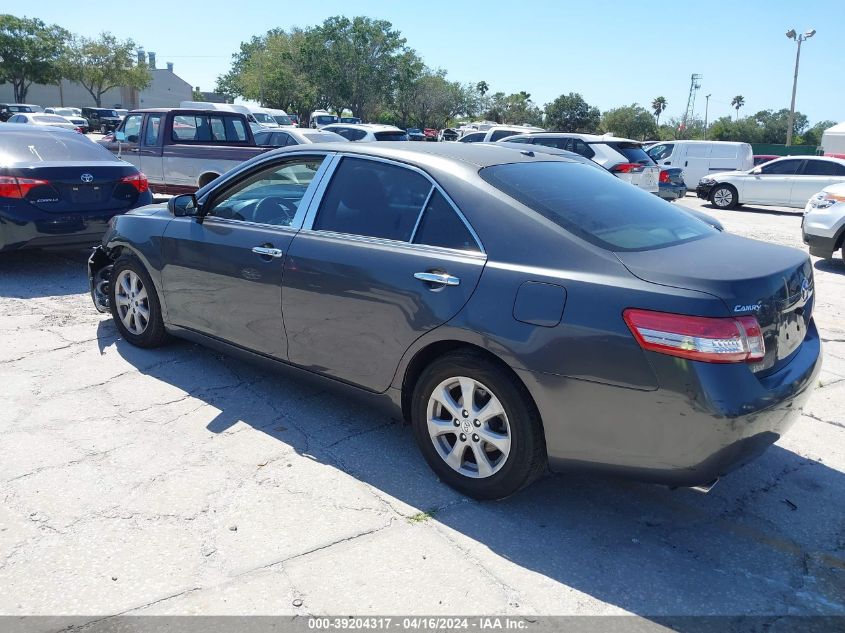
[87,143,821,499]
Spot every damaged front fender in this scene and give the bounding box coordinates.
[88,246,113,313]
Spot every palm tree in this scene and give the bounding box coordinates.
[651,96,667,125]
[476,81,489,97]
[731,95,745,120]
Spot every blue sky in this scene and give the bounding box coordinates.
[16,0,845,125]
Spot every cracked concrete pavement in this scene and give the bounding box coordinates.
[0,196,843,623]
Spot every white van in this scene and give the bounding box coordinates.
[821,121,845,158]
[647,141,753,188]
[310,110,340,129]
[265,108,295,127]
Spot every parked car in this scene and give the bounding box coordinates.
[6,113,81,132]
[310,110,340,129]
[802,182,845,261]
[340,117,362,124]
[423,128,438,141]
[657,167,688,201]
[458,125,544,144]
[696,156,845,209]
[82,107,123,133]
[0,125,152,252]
[753,154,780,166]
[439,128,459,142]
[0,103,44,122]
[406,128,426,141]
[266,108,295,127]
[253,128,347,146]
[100,108,270,194]
[647,141,754,189]
[249,108,281,129]
[88,142,819,499]
[501,132,660,194]
[322,123,409,142]
[44,107,90,133]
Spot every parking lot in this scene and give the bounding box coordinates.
[0,195,843,622]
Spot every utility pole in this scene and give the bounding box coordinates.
[785,28,815,146]
[704,94,711,140]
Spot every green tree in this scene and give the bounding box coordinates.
[476,80,488,97]
[600,104,657,140]
[651,96,667,125]
[64,33,150,106]
[0,14,69,102]
[753,108,808,144]
[544,92,600,132]
[731,95,745,120]
[800,120,836,147]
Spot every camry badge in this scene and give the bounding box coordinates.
[80,173,94,183]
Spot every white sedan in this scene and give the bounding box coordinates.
[696,156,845,209]
[6,112,81,132]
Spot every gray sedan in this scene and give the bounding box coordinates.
[253,127,347,146]
[88,143,820,499]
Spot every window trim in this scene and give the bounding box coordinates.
[300,153,485,254]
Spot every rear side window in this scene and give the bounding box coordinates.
[480,161,715,252]
[648,144,674,161]
[413,190,480,252]
[374,131,408,141]
[605,142,653,164]
[314,157,432,241]
[801,160,845,176]
[172,115,246,142]
[0,128,118,162]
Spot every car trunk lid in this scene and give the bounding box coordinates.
[615,232,814,374]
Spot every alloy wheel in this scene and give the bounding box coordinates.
[713,187,734,208]
[114,269,150,335]
[426,376,511,479]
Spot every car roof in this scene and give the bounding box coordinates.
[266,140,583,170]
[517,132,641,144]
[324,123,404,132]
[767,155,845,165]
[0,123,78,135]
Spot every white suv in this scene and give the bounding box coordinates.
[803,182,845,261]
[458,125,544,144]
[501,132,660,193]
[322,123,409,142]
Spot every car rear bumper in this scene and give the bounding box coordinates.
[656,183,687,201]
[518,320,822,487]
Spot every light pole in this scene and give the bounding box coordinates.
[704,94,711,140]
[785,28,815,146]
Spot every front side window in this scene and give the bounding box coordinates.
[480,161,715,252]
[760,159,801,175]
[533,137,571,151]
[313,157,432,241]
[413,190,480,252]
[207,157,326,226]
[122,114,143,142]
[459,132,485,143]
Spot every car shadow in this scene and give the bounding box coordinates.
[0,248,91,298]
[706,203,803,218]
[97,320,845,621]
[814,258,845,275]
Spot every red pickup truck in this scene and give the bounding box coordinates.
[99,108,271,195]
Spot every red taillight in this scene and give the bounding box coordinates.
[623,308,766,363]
[0,175,51,198]
[659,170,671,183]
[611,162,645,174]
[120,172,149,193]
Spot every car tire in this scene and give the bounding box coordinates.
[710,184,738,210]
[411,350,546,500]
[109,254,168,348]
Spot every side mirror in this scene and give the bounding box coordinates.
[168,193,200,217]
[751,167,762,175]
[115,131,126,142]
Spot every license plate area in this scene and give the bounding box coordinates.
[776,309,807,361]
[69,185,102,203]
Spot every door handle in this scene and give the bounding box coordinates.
[129,147,140,153]
[252,246,284,258]
[414,272,460,286]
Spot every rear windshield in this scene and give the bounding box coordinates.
[602,142,654,165]
[479,161,715,252]
[375,131,409,141]
[252,113,277,125]
[273,115,293,126]
[0,129,118,164]
[97,110,119,117]
[315,115,339,126]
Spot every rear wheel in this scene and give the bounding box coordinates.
[109,255,168,348]
[710,184,738,210]
[411,351,546,500]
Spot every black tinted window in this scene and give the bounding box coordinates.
[480,161,715,252]
[314,157,432,241]
[801,160,845,176]
[459,132,485,143]
[761,159,801,175]
[413,190,479,252]
[374,131,409,141]
[570,139,595,159]
[532,137,571,151]
[0,128,119,162]
[606,142,653,164]
[489,129,521,141]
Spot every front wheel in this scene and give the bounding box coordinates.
[411,351,546,500]
[109,255,168,348]
[710,184,738,210]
